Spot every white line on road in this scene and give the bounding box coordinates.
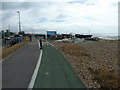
[28,41,43,89]
[37,40,40,49]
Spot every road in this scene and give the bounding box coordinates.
[2,42,40,88]
[34,44,86,88]
[2,42,87,89]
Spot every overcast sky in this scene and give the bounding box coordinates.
[0,0,119,35]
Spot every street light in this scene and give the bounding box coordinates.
[17,11,21,33]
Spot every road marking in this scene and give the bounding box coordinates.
[28,41,43,89]
[37,40,40,49]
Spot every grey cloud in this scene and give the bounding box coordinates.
[0,1,117,35]
[2,2,53,11]
[2,11,15,21]
[2,2,24,11]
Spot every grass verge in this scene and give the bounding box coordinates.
[2,42,28,59]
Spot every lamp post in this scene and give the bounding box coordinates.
[17,11,21,33]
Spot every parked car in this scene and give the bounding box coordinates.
[14,35,23,43]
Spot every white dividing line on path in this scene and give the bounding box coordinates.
[37,40,40,48]
[28,41,43,89]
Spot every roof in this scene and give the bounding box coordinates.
[47,31,57,35]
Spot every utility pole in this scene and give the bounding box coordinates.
[17,11,21,33]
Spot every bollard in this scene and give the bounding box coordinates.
[39,39,42,50]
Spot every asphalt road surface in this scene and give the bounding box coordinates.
[2,43,40,88]
[2,42,87,89]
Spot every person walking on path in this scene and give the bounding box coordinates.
[39,39,42,49]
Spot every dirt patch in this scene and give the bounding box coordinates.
[52,41,119,88]
[23,36,30,41]
[53,42,90,57]
[89,67,119,88]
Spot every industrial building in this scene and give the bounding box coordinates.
[47,31,57,39]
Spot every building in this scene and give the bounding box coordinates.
[35,34,46,39]
[61,34,72,39]
[75,34,92,39]
[47,31,57,39]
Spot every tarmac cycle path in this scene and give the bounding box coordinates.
[34,43,87,88]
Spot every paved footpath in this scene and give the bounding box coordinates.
[34,43,87,88]
[2,42,40,88]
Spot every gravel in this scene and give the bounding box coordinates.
[52,40,119,88]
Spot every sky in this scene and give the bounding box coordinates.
[0,0,119,36]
